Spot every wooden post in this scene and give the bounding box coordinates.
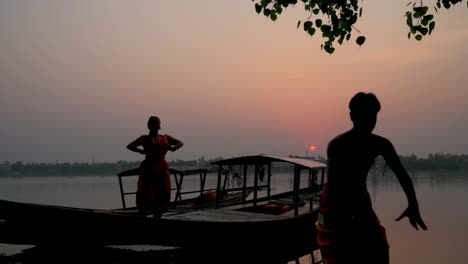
[308,169,313,191]
[254,161,259,206]
[223,165,231,190]
[200,170,207,195]
[242,164,248,202]
[117,175,126,209]
[174,172,184,203]
[216,164,222,208]
[293,165,300,216]
[321,168,326,188]
[312,169,317,190]
[309,169,314,211]
[267,161,272,198]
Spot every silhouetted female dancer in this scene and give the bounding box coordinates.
[317,92,427,264]
[127,116,183,218]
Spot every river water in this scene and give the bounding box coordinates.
[0,169,467,264]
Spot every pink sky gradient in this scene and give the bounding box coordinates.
[1,1,467,162]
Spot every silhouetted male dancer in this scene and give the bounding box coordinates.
[317,92,427,264]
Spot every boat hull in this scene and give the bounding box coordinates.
[0,199,319,262]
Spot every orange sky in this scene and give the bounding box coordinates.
[0,1,467,162]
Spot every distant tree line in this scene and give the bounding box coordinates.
[0,156,222,177]
[1,153,467,177]
[0,160,140,177]
[399,153,468,171]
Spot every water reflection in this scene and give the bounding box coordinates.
[367,169,468,264]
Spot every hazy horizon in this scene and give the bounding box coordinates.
[1,1,467,163]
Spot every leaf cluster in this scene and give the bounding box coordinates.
[406,0,465,41]
[252,0,467,54]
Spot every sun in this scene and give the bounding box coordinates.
[309,145,316,152]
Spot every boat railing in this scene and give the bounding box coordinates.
[212,160,326,215]
[116,167,213,209]
[116,158,327,215]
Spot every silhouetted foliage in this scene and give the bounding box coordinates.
[252,0,467,53]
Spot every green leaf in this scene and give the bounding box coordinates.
[324,44,335,54]
[277,6,283,14]
[406,13,413,27]
[305,4,310,11]
[413,6,428,18]
[436,2,441,9]
[356,36,366,46]
[415,34,422,41]
[304,21,313,31]
[359,7,362,17]
[274,3,283,14]
[349,14,358,25]
[315,19,322,28]
[424,14,434,20]
[310,1,316,9]
[260,0,270,8]
[408,32,411,39]
[308,27,316,36]
[346,33,352,41]
[297,20,301,29]
[419,27,428,35]
[429,21,436,34]
[263,8,271,16]
[255,4,262,14]
[270,13,277,21]
[422,18,429,26]
[312,8,320,15]
[320,25,331,34]
[338,35,344,45]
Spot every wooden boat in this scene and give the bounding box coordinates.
[0,155,327,263]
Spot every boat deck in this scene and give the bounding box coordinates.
[162,199,319,222]
[164,208,287,222]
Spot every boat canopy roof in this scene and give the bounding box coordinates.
[211,154,326,170]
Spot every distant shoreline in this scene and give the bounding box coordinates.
[1,153,467,176]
